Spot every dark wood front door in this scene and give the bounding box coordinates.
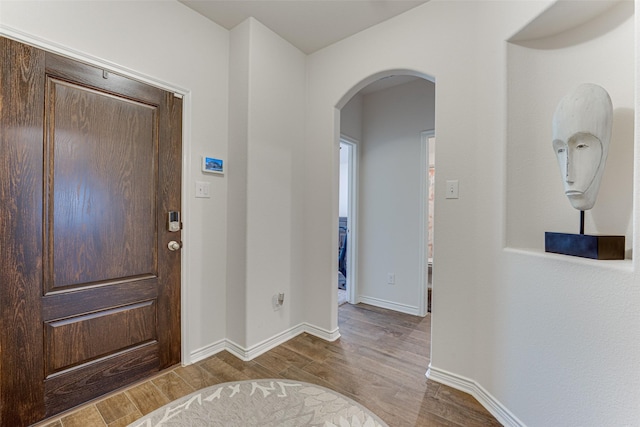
[0,37,182,426]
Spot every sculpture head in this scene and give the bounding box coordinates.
[552,83,613,211]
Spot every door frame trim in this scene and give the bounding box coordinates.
[419,130,435,317]
[339,136,358,305]
[0,24,192,365]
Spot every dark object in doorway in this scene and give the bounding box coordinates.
[338,231,347,276]
[338,217,348,289]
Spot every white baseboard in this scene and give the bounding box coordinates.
[303,322,341,342]
[358,295,420,316]
[426,364,526,427]
[230,324,309,361]
[189,339,227,364]
[189,322,340,363]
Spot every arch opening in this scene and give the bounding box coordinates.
[334,69,436,327]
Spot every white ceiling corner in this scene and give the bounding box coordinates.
[509,0,623,43]
[178,0,430,54]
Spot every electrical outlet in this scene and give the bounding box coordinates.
[387,273,395,285]
[446,180,459,199]
[272,292,285,311]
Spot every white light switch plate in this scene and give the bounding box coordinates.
[195,181,210,198]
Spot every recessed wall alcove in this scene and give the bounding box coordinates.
[506,0,635,258]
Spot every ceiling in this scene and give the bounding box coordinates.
[509,0,624,43]
[179,0,430,54]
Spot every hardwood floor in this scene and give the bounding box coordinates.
[35,303,501,427]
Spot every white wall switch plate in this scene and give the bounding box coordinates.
[195,181,210,198]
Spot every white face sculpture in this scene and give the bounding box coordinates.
[552,84,612,211]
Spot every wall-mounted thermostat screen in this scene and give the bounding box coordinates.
[202,156,224,174]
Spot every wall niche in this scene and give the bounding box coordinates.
[505,1,635,258]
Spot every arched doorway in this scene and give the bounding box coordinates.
[335,71,436,323]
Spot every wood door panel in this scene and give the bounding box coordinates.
[1,37,182,426]
[156,93,183,368]
[45,77,158,290]
[42,277,158,321]
[45,301,157,375]
[45,52,165,106]
[44,342,159,418]
[0,37,47,424]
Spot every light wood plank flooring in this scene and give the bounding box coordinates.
[35,303,500,427]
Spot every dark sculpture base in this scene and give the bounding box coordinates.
[545,232,625,260]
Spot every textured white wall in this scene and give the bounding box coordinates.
[227,18,307,349]
[494,2,639,425]
[305,0,525,378]
[0,0,230,360]
[339,159,349,218]
[340,95,362,219]
[340,93,363,142]
[358,80,435,313]
[305,0,640,425]
[242,19,306,347]
[227,19,251,348]
[507,1,635,254]
[4,1,640,424]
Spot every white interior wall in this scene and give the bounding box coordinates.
[339,94,362,219]
[305,0,522,376]
[357,79,435,313]
[340,95,362,219]
[0,0,229,361]
[491,2,639,425]
[4,1,640,425]
[226,19,251,349]
[339,149,349,218]
[341,93,363,142]
[507,1,635,254]
[243,18,306,347]
[305,0,640,425]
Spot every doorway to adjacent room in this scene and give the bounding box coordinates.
[338,138,357,306]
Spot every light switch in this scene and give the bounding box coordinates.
[195,181,210,198]
[446,180,459,199]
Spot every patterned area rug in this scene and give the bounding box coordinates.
[129,379,388,427]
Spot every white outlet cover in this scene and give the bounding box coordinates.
[446,180,459,199]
